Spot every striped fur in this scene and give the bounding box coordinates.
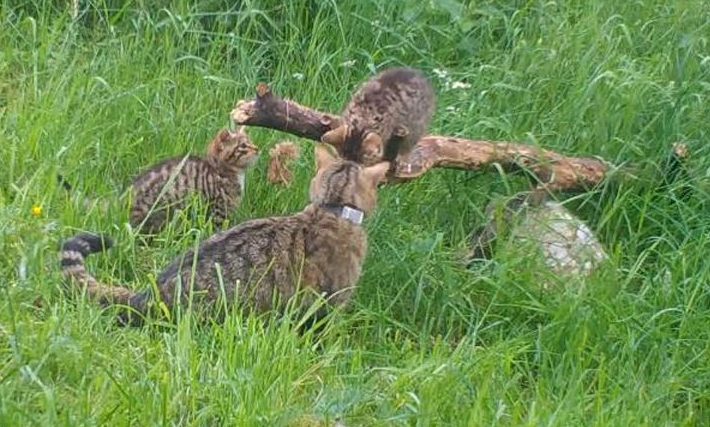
[59,233,146,310]
[59,145,389,326]
[130,126,259,234]
[322,67,436,166]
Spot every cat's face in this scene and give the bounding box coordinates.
[209,127,260,168]
[309,144,389,215]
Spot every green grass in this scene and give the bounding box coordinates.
[1,0,709,425]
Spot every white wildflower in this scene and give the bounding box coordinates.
[451,81,471,90]
[292,73,304,81]
[341,59,357,68]
[432,68,449,79]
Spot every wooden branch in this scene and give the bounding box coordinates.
[231,83,343,141]
[231,84,610,192]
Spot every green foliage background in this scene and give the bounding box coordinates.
[0,0,708,425]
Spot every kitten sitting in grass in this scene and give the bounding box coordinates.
[130,126,259,234]
[59,126,259,234]
[59,145,389,326]
[321,67,436,166]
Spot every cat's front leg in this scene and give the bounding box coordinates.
[210,191,237,229]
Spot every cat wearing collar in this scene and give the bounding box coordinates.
[59,145,389,326]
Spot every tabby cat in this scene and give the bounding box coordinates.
[321,67,436,166]
[130,126,259,234]
[60,145,390,325]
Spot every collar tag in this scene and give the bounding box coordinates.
[340,206,364,225]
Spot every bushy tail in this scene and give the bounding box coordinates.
[60,233,150,324]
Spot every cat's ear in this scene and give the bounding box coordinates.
[208,131,229,157]
[314,144,338,170]
[362,133,383,155]
[218,129,232,141]
[362,161,390,186]
[321,125,348,147]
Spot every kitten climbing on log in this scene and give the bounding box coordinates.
[321,67,436,166]
[231,84,610,191]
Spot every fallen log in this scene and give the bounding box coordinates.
[231,84,610,191]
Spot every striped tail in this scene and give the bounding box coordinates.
[60,233,151,325]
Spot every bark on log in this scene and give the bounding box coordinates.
[231,84,610,191]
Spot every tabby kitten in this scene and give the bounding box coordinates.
[60,145,390,325]
[322,67,436,166]
[130,126,259,234]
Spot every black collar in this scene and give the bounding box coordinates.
[319,203,365,225]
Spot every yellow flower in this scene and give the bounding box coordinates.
[31,205,43,218]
